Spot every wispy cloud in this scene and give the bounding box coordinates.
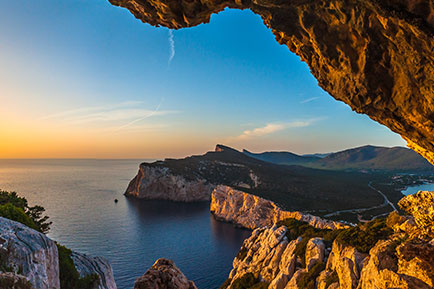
[40,101,178,130]
[236,119,322,140]
[300,97,320,104]
[168,30,175,65]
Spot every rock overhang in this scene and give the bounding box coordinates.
[108,0,434,165]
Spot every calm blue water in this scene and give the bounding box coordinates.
[402,182,434,195]
[0,159,250,289]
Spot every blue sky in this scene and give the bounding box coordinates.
[0,0,406,158]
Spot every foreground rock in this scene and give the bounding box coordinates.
[0,217,59,289]
[0,217,117,289]
[108,0,434,166]
[211,185,348,230]
[71,252,117,289]
[398,190,434,238]
[221,191,434,289]
[133,258,197,289]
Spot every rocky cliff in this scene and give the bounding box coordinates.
[0,217,59,289]
[71,252,117,289]
[211,185,349,230]
[133,258,197,289]
[108,0,434,166]
[219,190,434,289]
[125,164,213,201]
[0,217,117,289]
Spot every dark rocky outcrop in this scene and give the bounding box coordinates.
[108,0,434,165]
[133,258,197,289]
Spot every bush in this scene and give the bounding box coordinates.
[0,190,51,233]
[336,218,393,253]
[57,244,99,289]
[276,218,340,266]
[0,203,39,231]
[297,262,325,289]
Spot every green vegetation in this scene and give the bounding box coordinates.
[57,244,99,289]
[336,218,393,253]
[0,203,39,231]
[275,218,339,266]
[297,262,325,289]
[219,273,269,289]
[0,190,51,233]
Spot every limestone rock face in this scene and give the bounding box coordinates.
[71,251,117,289]
[133,258,197,289]
[357,239,432,289]
[305,238,325,271]
[398,191,434,238]
[326,240,367,289]
[108,0,434,165]
[125,164,213,202]
[211,185,348,230]
[0,217,60,289]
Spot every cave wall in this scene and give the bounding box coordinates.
[108,0,434,164]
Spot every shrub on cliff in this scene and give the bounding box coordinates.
[0,190,51,233]
[0,203,39,232]
[297,262,325,289]
[57,244,99,289]
[336,217,393,253]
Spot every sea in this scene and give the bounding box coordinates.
[401,182,434,195]
[0,159,251,289]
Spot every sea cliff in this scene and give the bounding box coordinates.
[125,165,213,202]
[219,191,434,289]
[211,185,348,230]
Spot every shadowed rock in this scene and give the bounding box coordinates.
[133,258,197,289]
[108,0,434,165]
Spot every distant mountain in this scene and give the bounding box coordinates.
[242,149,320,165]
[243,145,434,172]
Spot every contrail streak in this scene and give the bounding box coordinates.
[168,30,175,65]
[113,98,165,132]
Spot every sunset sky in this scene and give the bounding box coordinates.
[0,0,406,159]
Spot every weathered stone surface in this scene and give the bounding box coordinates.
[211,185,348,230]
[398,191,434,238]
[284,269,305,289]
[396,241,434,287]
[0,272,33,289]
[71,251,117,289]
[316,270,334,289]
[108,0,434,165]
[125,165,213,202]
[133,258,197,289]
[305,237,325,271]
[358,239,432,289]
[0,217,60,289]
[326,240,367,289]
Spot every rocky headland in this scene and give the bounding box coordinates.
[125,145,394,218]
[211,185,348,231]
